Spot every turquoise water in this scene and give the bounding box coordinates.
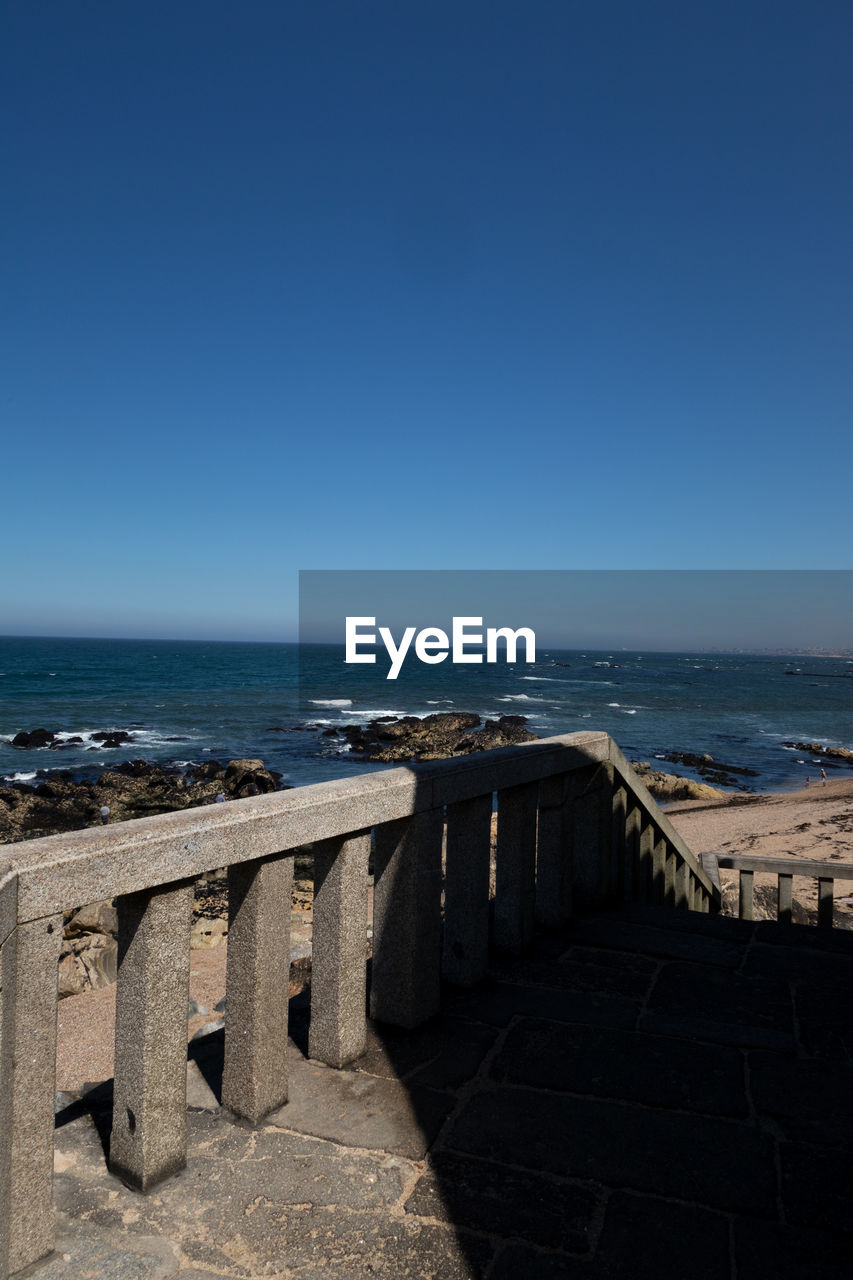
[1,636,851,792]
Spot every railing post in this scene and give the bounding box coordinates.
[652,834,667,904]
[109,881,194,1191]
[777,873,793,925]
[443,794,492,984]
[636,819,654,904]
[663,850,676,908]
[310,832,370,1066]
[572,765,613,910]
[623,804,641,903]
[817,878,833,929]
[610,784,628,901]
[738,870,754,921]
[371,810,443,1028]
[223,853,293,1121]
[0,916,62,1279]
[535,773,582,928]
[674,859,690,909]
[494,780,538,953]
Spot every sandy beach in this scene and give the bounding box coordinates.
[52,778,853,1098]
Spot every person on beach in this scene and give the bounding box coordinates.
[99,805,110,824]
[821,768,828,786]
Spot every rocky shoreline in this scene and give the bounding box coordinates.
[1,711,775,998]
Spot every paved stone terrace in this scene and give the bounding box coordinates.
[47,905,852,1279]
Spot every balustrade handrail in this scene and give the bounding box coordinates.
[1,731,716,925]
[705,850,853,929]
[1,731,719,1279]
[714,852,853,880]
[609,741,712,893]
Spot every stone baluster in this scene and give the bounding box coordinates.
[109,881,194,1191]
[674,859,690,910]
[652,834,667,904]
[494,781,538,954]
[636,819,654,904]
[223,853,293,1121]
[310,832,370,1066]
[663,849,676,908]
[739,870,754,921]
[443,795,492,985]
[623,805,641,903]
[777,873,793,925]
[817,877,833,928]
[572,765,614,911]
[0,916,62,1279]
[371,811,443,1027]
[610,784,628,901]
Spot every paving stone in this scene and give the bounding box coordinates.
[749,1050,853,1146]
[591,1190,730,1280]
[754,920,853,955]
[733,1217,851,1280]
[355,1015,497,1090]
[446,1086,777,1214]
[640,1011,795,1052]
[780,1141,853,1233]
[615,902,757,943]
[489,947,657,1001]
[794,984,853,1061]
[567,915,745,968]
[444,979,640,1031]
[404,1150,600,1250]
[644,961,794,1048]
[743,941,853,986]
[32,1231,180,1278]
[490,1243,590,1278]
[266,1052,454,1158]
[492,1019,749,1117]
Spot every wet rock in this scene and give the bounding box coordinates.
[631,762,724,802]
[90,730,134,748]
[224,758,280,796]
[335,711,536,763]
[653,751,758,790]
[11,728,56,748]
[0,756,290,843]
[782,741,853,766]
[189,760,225,780]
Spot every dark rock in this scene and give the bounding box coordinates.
[91,730,134,748]
[11,728,56,748]
[781,742,853,766]
[189,760,225,780]
[224,758,279,796]
[334,711,536,762]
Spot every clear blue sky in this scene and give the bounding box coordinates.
[3,1,852,641]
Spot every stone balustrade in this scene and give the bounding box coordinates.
[708,851,853,927]
[0,731,718,1278]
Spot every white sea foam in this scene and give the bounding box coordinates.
[496,695,543,703]
[4,771,36,782]
[339,709,408,720]
[607,702,621,707]
[426,699,454,704]
[310,699,352,707]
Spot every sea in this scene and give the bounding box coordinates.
[1,636,852,796]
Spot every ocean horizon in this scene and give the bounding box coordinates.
[1,635,852,795]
